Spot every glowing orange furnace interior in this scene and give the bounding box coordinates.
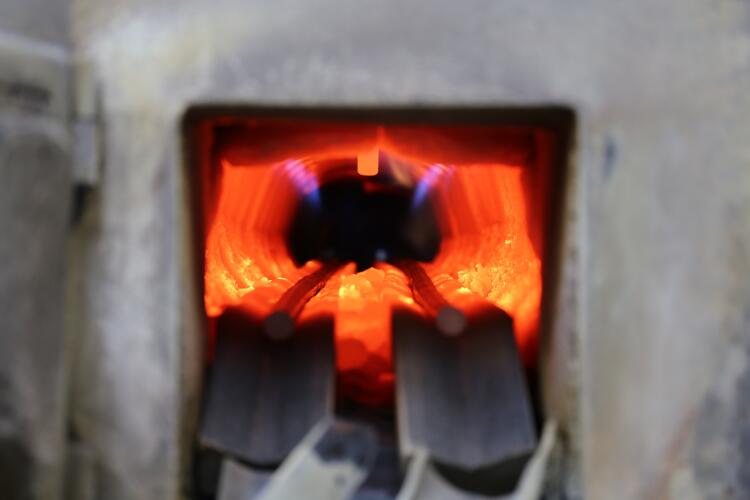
[199,118,555,405]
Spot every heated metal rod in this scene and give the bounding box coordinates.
[393,259,467,336]
[264,261,343,340]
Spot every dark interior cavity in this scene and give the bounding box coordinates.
[287,165,441,271]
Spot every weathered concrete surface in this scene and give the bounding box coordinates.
[65,0,750,499]
[0,108,71,500]
[0,0,70,47]
[0,113,71,500]
[0,2,72,497]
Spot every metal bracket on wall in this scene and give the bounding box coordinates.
[71,60,101,188]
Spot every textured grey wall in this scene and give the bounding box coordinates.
[0,115,71,500]
[0,0,72,497]
[0,0,70,47]
[59,0,750,499]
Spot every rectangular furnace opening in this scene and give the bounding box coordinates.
[184,106,573,498]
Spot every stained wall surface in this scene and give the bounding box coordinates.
[0,1,71,499]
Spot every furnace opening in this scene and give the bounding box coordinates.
[186,107,573,498]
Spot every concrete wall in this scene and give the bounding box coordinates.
[0,1,71,499]
[0,0,70,47]
[60,1,750,499]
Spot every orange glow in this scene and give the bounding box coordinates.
[336,265,417,405]
[201,120,551,404]
[203,158,320,318]
[422,165,542,362]
[357,147,380,176]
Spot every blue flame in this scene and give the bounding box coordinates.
[412,164,450,209]
[281,159,320,206]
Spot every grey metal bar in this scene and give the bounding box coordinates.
[393,305,537,496]
[200,310,336,466]
[217,459,272,500]
[392,259,466,336]
[257,418,378,500]
[264,261,343,340]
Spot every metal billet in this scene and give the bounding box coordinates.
[393,259,467,336]
[200,310,335,466]
[264,261,343,340]
[393,306,537,496]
